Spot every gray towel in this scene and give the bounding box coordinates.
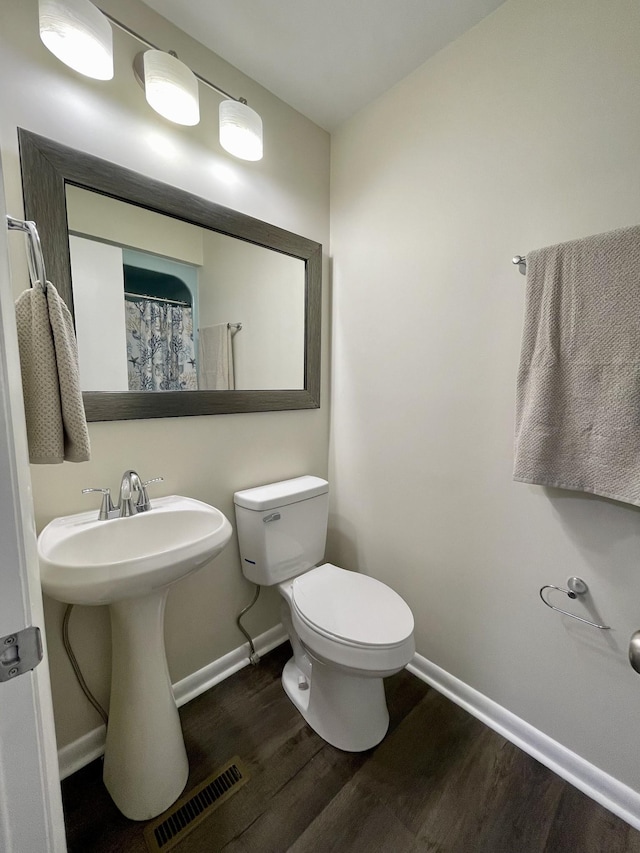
[198,324,235,390]
[15,282,90,464]
[514,224,640,505]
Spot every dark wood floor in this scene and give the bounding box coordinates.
[62,643,640,852]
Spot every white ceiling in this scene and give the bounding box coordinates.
[140,0,508,131]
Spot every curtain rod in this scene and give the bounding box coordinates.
[125,291,189,306]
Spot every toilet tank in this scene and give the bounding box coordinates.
[234,476,329,585]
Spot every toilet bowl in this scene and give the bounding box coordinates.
[234,476,415,752]
[289,563,414,675]
[282,563,414,750]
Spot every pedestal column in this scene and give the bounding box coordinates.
[103,587,188,820]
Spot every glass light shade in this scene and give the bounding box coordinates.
[219,100,263,161]
[39,0,113,80]
[143,50,200,126]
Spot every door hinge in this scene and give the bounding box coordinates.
[0,626,43,682]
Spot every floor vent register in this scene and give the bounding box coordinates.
[144,757,250,852]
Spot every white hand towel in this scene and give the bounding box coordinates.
[514,224,640,504]
[198,324,235,390]
[15,282,90,464]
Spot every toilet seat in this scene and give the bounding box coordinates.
[290,563,415,672]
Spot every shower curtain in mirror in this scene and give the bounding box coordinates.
[125,299,198,391]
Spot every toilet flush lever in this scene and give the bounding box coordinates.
[263,512,281,523]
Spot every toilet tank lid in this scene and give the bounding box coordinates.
[234,475,328,511]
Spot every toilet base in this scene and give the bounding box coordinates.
[282,656,389,752]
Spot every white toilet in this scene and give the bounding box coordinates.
[234,475,415,752]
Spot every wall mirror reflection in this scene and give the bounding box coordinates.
[67,187,305,394]
[18,129,321,421]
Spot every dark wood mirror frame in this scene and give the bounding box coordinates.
[17,128,321,422]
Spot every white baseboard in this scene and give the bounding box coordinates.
[172,624,287,707]
[58,624,288,781]
[58,724,107,782]
[407,653,640,832]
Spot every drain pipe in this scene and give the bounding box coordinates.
[236,585,261,665]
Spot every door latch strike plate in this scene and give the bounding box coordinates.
[0,626,43,682]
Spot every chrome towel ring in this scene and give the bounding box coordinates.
[539,577,610,630]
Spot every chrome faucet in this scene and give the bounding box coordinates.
[118,470,143,517]
[83,471,163,520]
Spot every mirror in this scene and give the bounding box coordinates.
[18,128,321,421]
[66,187,306,394]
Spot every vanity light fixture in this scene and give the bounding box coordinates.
[219,99,263,162]
[136,50,200,127]
[38,0,113,80]
[38,1,263,160]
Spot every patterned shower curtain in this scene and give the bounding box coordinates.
[125,299,198,391]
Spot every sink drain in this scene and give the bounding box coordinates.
[144,757,249,852]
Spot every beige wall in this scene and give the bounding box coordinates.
[200,231,305,389]
[0,0,330,749]
[66,186,205,264]
[330,0,640,794]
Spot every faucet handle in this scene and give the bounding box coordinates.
[82,488,115,521]
[137,477,164,512]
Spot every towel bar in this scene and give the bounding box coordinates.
[539,577,610,629]
[512,255,527,275]
[6,215,47,292]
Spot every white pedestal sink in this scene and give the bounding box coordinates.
[37,495,233,821]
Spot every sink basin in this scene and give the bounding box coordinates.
[38,494,232,605]
[37,494,233,821]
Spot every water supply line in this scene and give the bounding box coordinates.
[236,585,261,665]
[65,582,262,724]
[62,605,109,726]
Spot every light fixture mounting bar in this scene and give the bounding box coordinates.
[99,9,242,103]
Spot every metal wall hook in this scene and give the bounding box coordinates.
[539,577,610,630]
